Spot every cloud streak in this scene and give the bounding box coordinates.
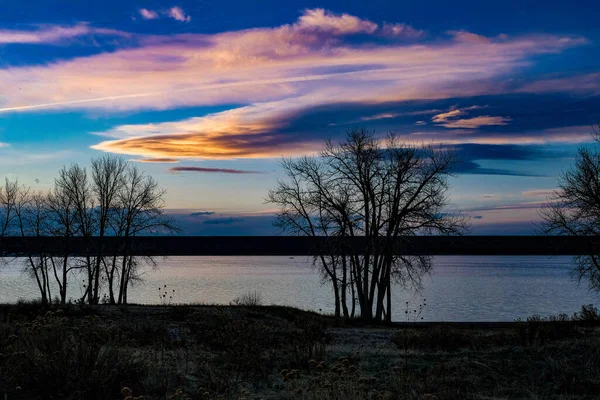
[522,189,555,197]
[432,106,511,128]
[132,158,179,163]
[169,166,264,174]
[0,23,130,45]
[440,115,512,128]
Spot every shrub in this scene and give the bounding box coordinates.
[230,291,262,306]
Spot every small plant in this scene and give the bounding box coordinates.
[158,284,176,306]
[231,290,262,306]
[405,299,427,322]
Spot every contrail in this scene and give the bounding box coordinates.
[0,68,396,113]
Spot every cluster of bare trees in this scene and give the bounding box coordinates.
[0,155,178,305]
[268,129,467,323]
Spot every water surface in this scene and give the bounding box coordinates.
[0,256,597,321]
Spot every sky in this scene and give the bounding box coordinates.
[0,0,599,235]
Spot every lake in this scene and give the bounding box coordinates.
[0,256,597,321]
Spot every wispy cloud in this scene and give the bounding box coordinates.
[381,23,425,39]
[0,10,584,114]
[0,9,589,160]
[360,112,400,121]
[190,211,215,217]
[169,166,264,174]
[203,217,245,225]
[448,30,493,44]
[432,105,510,128]
[517,73,600,95]
[0,23,130,45]
[522,189,555,197]
[440,115,512,128]
[460,201,548,212]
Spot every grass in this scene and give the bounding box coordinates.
[0,302,599,399]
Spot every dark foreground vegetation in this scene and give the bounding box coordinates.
[1,303,600,400]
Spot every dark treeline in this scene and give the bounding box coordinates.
[0,155,178,305]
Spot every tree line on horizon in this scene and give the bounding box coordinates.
[0,156,178,305]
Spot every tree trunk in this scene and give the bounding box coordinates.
[117,254,127,304]
[93,255,102,304]
[340,255,349,319]
[61,258,68,304]
[385,274,392,323]
[28,256,46,304]
[332,279,341,318]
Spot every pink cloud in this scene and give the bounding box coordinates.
[381,23,425,39]
[165,6,191,22]
[0,9,591,160]
[297,8,377,35]
[139,8,159,20]
[448,30,492,44]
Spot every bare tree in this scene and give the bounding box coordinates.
[541,124,600,291]
[14,187,55,304]
[90,155,127,303]
[46,174,80,304]
[108,164,179,304]
[54,164,98,303]
[268,129,467,323]
[0,178,20,237]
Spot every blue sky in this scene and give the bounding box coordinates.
[0,0,599,234]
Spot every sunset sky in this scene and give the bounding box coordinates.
[0,0,599,235]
